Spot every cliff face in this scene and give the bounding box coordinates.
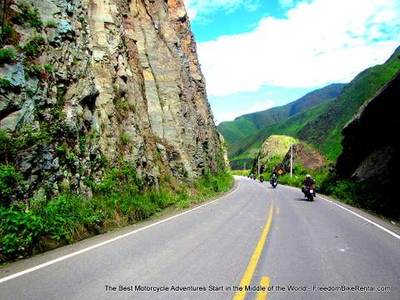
[282,142,325,172]
[336,71,400,216]
[0,0,225,200]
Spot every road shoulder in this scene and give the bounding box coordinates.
[0,178,240,281]
[280,184,400,239]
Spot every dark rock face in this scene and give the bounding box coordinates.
[336,71,400,216]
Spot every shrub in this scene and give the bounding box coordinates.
[0,129,13,163]
[92,165,142,196]
[0,165,234,262]
[0,205,44,260]
[0,47,16,64]
[0,77,12,89]
[120,132,131,145]
[12,1,43,29]
[196,171,233,195]
[0,165,25,206]
[1,23,19,45]
[40,194,88,242]
[43,63,53,73]
[45,20,58,28]
[22,36,45,57]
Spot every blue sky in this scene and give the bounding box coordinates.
[184,0,400,124]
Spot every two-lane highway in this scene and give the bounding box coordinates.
[1,176,399,299]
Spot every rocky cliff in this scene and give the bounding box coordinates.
[282,142,325,172]
[336,71,400,217]
[0,0,225,202]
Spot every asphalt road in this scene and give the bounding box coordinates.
[1,176,399,300]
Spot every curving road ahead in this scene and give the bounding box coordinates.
[1,176,399,300]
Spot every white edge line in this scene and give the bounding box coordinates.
[0,182,240,284]
[318,195,400,240]
[281,184,400,240]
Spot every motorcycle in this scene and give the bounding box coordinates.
[270,179,278,188]
[303,186,315,201]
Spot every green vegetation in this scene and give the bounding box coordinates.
[120,132,131,145]
[0,77,12,89]
[0,165,25,206]
[252,135,297,175]
[45,20,58,28]
[269,162,394,219]
[1,23,19,45]
[21,35,45,57]
[298,49,400,159]
[24,63,53,79]
[12,1,43,29]
[230,169,250,176]
[0,166,233,262]
[0,126,54,166]
[220,47,400,167]
[0,47,16,64]
[218,84,344,168]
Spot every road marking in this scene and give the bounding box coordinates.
[256,276,270,300]
[233,203,274,300]
[275,207,280,215]
[281,185,400,240]
[0,181,241,284]
[318,195,400,240]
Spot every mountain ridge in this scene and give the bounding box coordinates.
[220,46,400,168]
[218,83,345,150]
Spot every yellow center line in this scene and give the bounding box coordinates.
[256,276,271,300]
[233,203,274,300]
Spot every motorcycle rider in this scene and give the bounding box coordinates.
[270,173,278,185]
[302,174,316,196]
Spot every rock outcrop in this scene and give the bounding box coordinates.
[0,0,225,201]
[336,71,400,216]
[282,142,325,172]
[251,135,297,174]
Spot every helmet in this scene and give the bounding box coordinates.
[306,174,311,178]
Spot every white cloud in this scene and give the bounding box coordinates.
[213,100,275,124]
[184,0,260,21]
[197,0,400,96]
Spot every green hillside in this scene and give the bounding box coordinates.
[218,83,345,148]
[298,47,400,159]
[222,46,400,168]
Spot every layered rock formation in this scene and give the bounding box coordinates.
[336,71,400,216]
[0,0,225,200]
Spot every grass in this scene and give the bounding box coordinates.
[0,167,233,263]
[120,132,131,145]
[230,169,250,176]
